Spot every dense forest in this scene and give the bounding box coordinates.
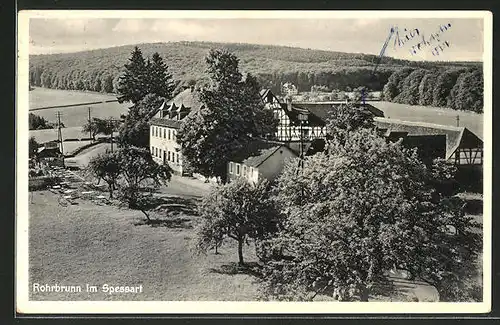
[382,67,483,113]
[29,41,481,96]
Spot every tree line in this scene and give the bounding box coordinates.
[29,41,480,96]
[382,67,483,113]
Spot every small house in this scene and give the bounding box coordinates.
[227,140,299,184]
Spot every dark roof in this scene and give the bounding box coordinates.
[374,117,483,159]
[231,140,298,168]
[150,118,183,129]
[167,87,203,109]
[281,102,384,126]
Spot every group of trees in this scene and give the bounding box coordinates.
[29,113,63,130]
[88,146,172,221]
[81,117,119,141]
[85,46,176,222]
[176,49,278,183]
[115,47,176,148]
[193,103,481,302]
[382,67,483,113]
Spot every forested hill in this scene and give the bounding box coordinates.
[29,41,481,95]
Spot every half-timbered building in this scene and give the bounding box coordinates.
[259,89,384,142]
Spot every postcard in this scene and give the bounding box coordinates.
[17,10,492,314]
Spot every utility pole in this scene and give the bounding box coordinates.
[456,115,460,127]
[88,107,92,142]
[298,111,308,206]
[57,111,65,168]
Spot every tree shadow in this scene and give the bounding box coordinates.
[463,199,483,215]
[208,262,263,278]
[149,195,199,216]
[133,216,193,229]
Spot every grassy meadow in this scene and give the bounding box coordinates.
[29,186,445,302]
[29,88,130,128]
[29,87,118,109]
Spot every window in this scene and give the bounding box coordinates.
[168,129,171,140]
[243,166,247,177]
[163,128,166,138]
[229,162,233,174]
[176,154,179,164]
[168,151,171,161]
[236,164,240,175]
[172,152,176,163]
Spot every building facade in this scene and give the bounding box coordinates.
[259,89,384,142]
[149,87,203,175]
[227,140,298,184]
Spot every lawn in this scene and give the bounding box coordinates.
[29,88,130,128]
[370,101,484,139]
[29,87,118,109]
[30,102,130,128]
[28,182,451,302]
[29,190,260,301]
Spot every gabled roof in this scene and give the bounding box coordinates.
[281,102,384,126]
[167,87,203,109]
[150,118,183,129]
[374,117,483,159]
[230,140,298,168]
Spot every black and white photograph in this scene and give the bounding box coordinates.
[16,10,492,314]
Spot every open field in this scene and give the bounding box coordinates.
[28,189,261,301]
[29,88,130,128]
[28,182,452,302]
[29,87,118,109]
[370,101,484,139]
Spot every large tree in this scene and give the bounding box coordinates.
[147,52,176,99]
[432,68,465,107]
[381,68,414,101]
[418,71,439,106]
[259,129,480,302]
[88,151,122,198]
[116,46,149,104]
[176,49,277,182]
[448,69,483,113]
[194,178,279,265]
[118,93,164,148]
[116,146,172,222]
[393,69,427,105]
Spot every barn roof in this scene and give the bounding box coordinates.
[374,117,483,159]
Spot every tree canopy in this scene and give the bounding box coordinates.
[118,93,165,148]
[194,178,279,265]
[176,49,278,182]
[259,129,481,302]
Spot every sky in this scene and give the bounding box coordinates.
[28,15,485,61]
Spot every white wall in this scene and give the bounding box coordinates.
[150,125,183,174]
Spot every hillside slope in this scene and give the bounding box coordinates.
[29,41,481,94]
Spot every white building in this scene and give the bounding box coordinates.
[227,140,298,184]
[149,87,203,175]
